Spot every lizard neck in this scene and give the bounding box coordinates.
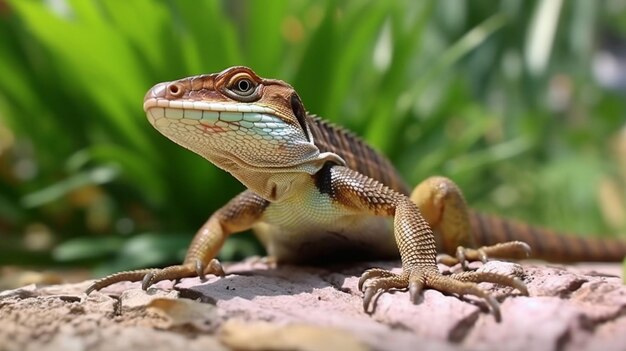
[220,151,344,202]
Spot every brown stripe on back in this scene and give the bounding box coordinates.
[588,236,604,259]
[594,238,605,259]
[482,215,500,243]
[471,211,626,262]
[541,225,562,257]
[307,114,409,195]
[514,221,535,248]
[492,216,514,243]
[606,238,622,258]
[469,212,487,244]
[556,230,578,260]
[607,238,624,260]
[470,212,506,246]
[566,235,626,262]
[528,227,552,257]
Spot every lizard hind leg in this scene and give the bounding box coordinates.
[410,176,530,267]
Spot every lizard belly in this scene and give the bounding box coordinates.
[253,184,398,263]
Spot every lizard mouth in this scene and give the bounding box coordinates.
[142,97,324,171]
[143,98,276,125]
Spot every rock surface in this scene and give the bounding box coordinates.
[0,260,624,351]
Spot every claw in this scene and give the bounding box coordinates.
[141,271,156,290]
[358,276,367,292]
[195,259,206,280]
[85,284,96,295]
[409,280,424,304]
[194,258,225,280]
[358,268,394,292]
[363,286,377,312]
[485,295,501,322]
[512,277,528,296]
[358,275,369,292]
[477,249,488,263]
[456,246,468,269]
[408,270,425,304]
[207,258,226,277]
[517,242,532,258]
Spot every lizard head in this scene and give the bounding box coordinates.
[143,66,344,200]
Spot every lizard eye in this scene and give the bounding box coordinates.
[231,78,255,96]
[222,72,262,102]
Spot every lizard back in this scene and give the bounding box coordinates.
[306,114,410,195]
[305,114,626,263]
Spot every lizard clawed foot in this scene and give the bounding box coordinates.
[438,241,532,269]
[85,258,225,294]
[358,268,425,313]
[358,265,528,321]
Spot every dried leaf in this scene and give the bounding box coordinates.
[148,298,218,331]
[219,320,368,351]
[0,269,63,290]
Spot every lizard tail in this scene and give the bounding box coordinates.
[469,212,626,262]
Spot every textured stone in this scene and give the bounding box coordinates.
[0,261,624,351]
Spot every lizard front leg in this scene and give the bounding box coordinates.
[86,190,268,294]
[410,176,530,267]
[324,166,527,320]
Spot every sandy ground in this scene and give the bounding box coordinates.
[0,260,624,351]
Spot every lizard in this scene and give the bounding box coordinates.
[86,66,626,320]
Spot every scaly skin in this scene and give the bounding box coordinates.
[86,66,626,320]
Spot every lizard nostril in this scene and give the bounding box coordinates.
[167,83,183,97]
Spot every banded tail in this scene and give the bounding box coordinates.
[470,212,626,262]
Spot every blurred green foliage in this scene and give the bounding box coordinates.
[0,0,625,276]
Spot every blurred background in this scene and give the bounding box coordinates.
[0,0,625,288]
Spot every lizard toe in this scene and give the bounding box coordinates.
[455,246,470,269]
[408,276,425,304]
[86,269,155,294]
[448,270,528,295]
[361,271,408,313]
[358,268,397,292]
[141,271,157,290]
[205,258,226,277]
[141,259,225,290]
[192,258,226,281]
[450,241,533,270]
[436,253,459,266]
[142,260,227,290]
[87,260,227,294]
[423,269,503,321]
[139,263,198,290]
